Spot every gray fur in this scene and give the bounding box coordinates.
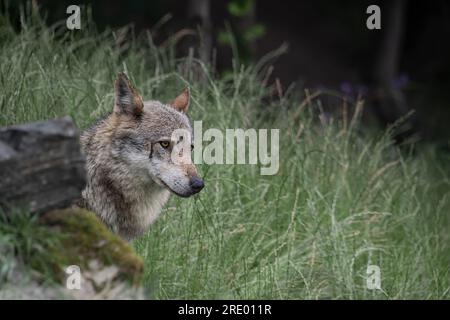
[80,74,203,241]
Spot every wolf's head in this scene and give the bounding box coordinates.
[108,72,204,197]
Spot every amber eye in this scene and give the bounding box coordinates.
[159,141,170,149]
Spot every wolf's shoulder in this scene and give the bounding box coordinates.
[80,112,112,148]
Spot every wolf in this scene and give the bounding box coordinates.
[80,73,204,241]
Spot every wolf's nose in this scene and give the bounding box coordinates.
[190,177,204,193]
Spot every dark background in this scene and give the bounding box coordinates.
[3,0,450,146]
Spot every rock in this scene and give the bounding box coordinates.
[38,208,145,289]
[0,207,146,299]
[0,117,86,214]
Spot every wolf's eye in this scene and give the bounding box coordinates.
[160,141,170,149]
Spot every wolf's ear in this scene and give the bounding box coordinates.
[169,87,190,113]
[114,72,144,117]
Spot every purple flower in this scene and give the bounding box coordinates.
[393,74,410,89]
[340,82,353,96]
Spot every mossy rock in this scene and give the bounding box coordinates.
[37,208,144,287]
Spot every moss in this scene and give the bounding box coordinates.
[37,208,144,286]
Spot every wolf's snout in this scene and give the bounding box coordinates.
[189,176,204,194]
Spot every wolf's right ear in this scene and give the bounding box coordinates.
[114,72,144,117]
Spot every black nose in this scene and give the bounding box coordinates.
[190,177,204,193]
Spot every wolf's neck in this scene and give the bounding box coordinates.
[132,185,171,227]
[102,169,171,239]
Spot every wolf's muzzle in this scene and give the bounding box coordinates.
[189,176,204,194]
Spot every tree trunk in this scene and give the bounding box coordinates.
[188,0,213,64]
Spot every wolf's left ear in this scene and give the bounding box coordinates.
[114,72,144,117]
[169,87,190,113]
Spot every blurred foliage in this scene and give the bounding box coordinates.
[218,0,265,66]
[227,0,254,17]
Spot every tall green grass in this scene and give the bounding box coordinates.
[1,5,449,299]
